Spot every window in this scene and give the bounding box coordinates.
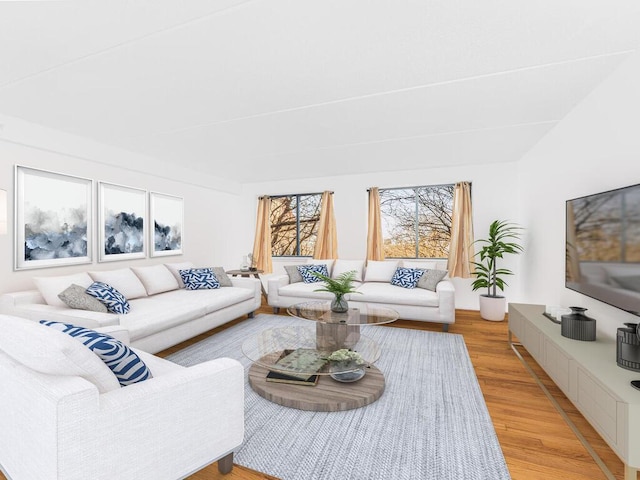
[270,193,322,256]
[379,184,454,258]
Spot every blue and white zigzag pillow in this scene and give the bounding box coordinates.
[390,267,424,289]
[297,264,329,283]
[85,282,130,314]
[40,321,152,387]
[179,267,220,290]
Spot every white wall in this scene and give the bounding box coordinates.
[518,50,640,339]
[242,162,521,310]
[0,114,245,294]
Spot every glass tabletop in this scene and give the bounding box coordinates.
[241,325,381,376]
[287,301,399,325]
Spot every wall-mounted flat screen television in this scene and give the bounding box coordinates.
[566,183,640,316]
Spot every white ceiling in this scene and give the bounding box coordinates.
[1,0,640,183]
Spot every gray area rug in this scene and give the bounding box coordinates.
[167,314,510,480]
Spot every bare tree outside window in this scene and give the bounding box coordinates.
[379,185,454,258]
[270,194,322,256]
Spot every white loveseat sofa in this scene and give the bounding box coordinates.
[0,314,244,480]
[0,262,262,353]
[268,259,455,331]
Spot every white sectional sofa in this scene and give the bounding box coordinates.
[0,262,262,353]
[268,259,455,331]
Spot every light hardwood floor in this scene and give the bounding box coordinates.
[2,306,637,480]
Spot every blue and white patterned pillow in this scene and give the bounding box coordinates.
[390,267,424,289]
[39,321,152,387]
[179,268,220,290]
[297,264,329,283]
[85,282,130,314]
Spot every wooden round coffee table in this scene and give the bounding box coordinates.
[248,361,385,412]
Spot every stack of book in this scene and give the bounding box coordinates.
[266,349,327,386]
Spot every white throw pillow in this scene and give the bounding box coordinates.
[164,261,196,288]
[332,260,365,282]
[89,268,148,300]
[33,273,94,307]
[132,265,180,295]
[306,258,334,276]
[401,260,438,270]
[0,315,120,393]
[364,260,399,282]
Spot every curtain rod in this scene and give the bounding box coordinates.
[259,191,333,199]
[366,181,471,192]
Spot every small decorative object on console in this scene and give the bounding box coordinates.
[617,322,640,372]
[560,306,596,341]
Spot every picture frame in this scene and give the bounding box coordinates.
[98,182,147,262]
[150,192,183,257]
[14,165,93,270]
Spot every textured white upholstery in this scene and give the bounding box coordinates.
[89,268,148,299]
[268,259,455,327]
[0,270,262,354]
[332,259,365,281]
[164,261,196,288]
[363,260,399,282]
[33,273,94,307]
[0,314,244,480]
[131,264,180,295]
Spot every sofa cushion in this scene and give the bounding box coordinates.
[161,287,256,315]
[0,314,120,393]
[132,265,180,295]
[40,321,152,387]
[211,267,233,287]
[89,268,148,300]
[332,260,365,282]
[33,273,94,307]
[417,269,448,291]
[401,260,438,270]
[58,284,108,313]
[390,268,424,289]
[86,282,131,314]
[306,258,334,276]
[355,282,440,307]
[180,268,220,290]
[298,264,329,283]
[364,260,399,282]
[284,265,304,284]
[164,261,196,288]
[278,282,337,300]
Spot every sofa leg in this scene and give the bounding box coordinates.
[273,307,280,314]
[218,452,234,474]
[248,311,255,319]
[442,324,449,332]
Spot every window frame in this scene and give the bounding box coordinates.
[378,183,457,259]
[269,192,323,257]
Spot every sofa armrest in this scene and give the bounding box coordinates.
[436,280,455,323]
[0,302,120,329]
[93,358,244,477]
[267,274,290,305]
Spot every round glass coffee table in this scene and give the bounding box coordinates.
[242,302,398,412]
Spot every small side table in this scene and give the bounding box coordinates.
[226,269,267,299]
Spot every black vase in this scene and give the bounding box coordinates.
[561,307,596,341]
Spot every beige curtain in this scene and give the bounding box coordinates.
[366,187,385,261]
[566,201,581,283]
[447,182,475,278]
[313,191,338,259]
[251,196,273,273]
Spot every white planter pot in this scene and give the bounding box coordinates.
[479,295,507,321]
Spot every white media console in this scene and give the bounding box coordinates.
[508,303,640,480]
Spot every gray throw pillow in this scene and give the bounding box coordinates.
[417,269,448,291]
[211,267,233,287]
[284,265,303,284]
[58,284,109,313]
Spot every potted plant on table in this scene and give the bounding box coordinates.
[471,220,524,321]
[312,270,360,313]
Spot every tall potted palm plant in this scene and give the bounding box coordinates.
[471,220,524,321]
